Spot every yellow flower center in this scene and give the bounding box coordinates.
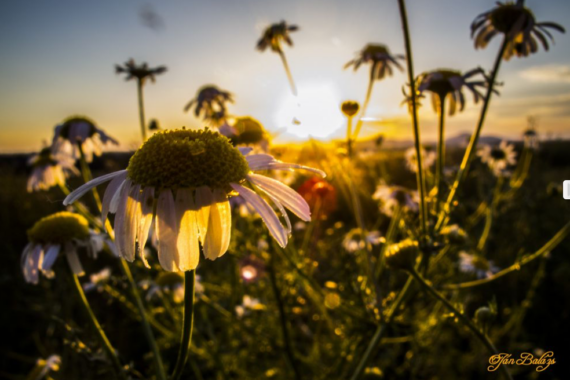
[27,212,90,245]
[127,128,249,192]
[422,69,462,97]
[232,117,266,145]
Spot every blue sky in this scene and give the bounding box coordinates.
[0,0,569,152]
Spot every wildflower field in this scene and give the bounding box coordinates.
[1,1,570,379]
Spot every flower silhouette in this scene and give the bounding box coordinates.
[257,20,299,95]
[184,85,234,125]
[471,0,565,61]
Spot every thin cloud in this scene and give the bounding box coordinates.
[519,64,570,84]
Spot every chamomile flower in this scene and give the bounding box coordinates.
[459,252,499,279]
[416,68,491,115]
[115,59,167,84]
[225,116,270,152]
[345,44,404,80]
[373,183,419,217]
[63,128,324,272]
[523,127,539,150]
[471,0,565,61]
[83,268,112,292]
[31,354,61,380]
[27,147,79,193]
[477,140,517,176]
[22,212,108,284]
[184,85,234,125]
[404,147,436,173]
[51,116,118,163]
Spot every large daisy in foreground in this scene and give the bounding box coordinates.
[64,128,324,272]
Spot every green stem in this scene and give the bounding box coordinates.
[171,270,196,380]
[477,176,503,252]
[269,253,302,380]
[408,269,512,380]
[435,98,446,214]
[397,0,428,241]
[121,260,168,380]
[346,116,353,157]
[436,37,508,231]
[278,50,297,96]
[137,79,147,142]
[349,276,413,380]
[444,221,570,290]
[352,71,376,143]
[68,268,126,379]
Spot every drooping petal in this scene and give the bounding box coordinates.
[42,244,61,273]
[203,189,232,260]
[195,186,212,244]
[137,187,155,268]
[175,189,200,271]
[246,154,326,177]
[247,173,311,221]
[64,243,84,276]
[114,179,134,261]
[238,147,253,156]
[63,170,127,205]
[101,171,129,224]
[156,190,180,272]
[231,183,287,247]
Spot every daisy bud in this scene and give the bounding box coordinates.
[385,239,419,271]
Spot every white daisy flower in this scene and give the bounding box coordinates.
[51,116,118,163]
[373,183,419,217]
[477,140,517,177]
[404,147,436,173]
[459,252,499,279]
[21,212,108,284]
[27,147,79,193]
[63,128,324,272]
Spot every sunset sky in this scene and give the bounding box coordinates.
[1,0,569,152]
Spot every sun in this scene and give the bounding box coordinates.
[275,82,344,139]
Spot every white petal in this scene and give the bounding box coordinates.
[175,189,200,271]
[24,244,43,284]
[246,154,275,170]
[195,186,212,244]
[156,190,180,272]
[239,147,253,155]
[114,179,135,261]
[101,171,128,224]
[65,243,84,276]
[137,187,155,268]
[203,189,232,260]
[63,170,127,205]
[247,173,311,221]
[231,183,287,247]
[42,244,61,272]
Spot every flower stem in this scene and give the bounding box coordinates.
[352,73,376,143]
[346,116,353,156]
[171,270,196,380]
[435,98,446,214]
[269,252,302,380]
[137,79,147,142]
[76,142,102,209]
[278,50,297,96]
[397,0,428,241]
[436,37,508,231]
[68,267,126,379]
[408,268,512,380]
[444,221,570,290]
[349,275,413,380]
